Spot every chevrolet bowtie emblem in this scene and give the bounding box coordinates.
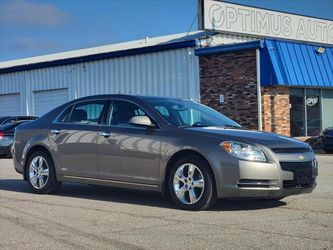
[298,155,305,161]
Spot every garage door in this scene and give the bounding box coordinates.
[34,89,68,116]
[0,93,20,116]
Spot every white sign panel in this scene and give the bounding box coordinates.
[204,0,333,45]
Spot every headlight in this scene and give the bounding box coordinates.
[221,141,266,162]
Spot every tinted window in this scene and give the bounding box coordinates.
[57,105,73,123]
[145,98,240,128]
[106,100,149,127]
[0,122,25,132]
[67,101,106,125]
[0,117,9,124]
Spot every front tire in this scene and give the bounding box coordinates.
[168,155,216,210]
[26,151,61,194]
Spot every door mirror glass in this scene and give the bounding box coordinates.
[129,116,154,127]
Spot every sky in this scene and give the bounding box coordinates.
[0,0,332,62]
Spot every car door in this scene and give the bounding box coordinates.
[49,100,108,178]
[97,99,162,185]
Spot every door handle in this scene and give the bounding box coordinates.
[97,131,112,138]
[50,129,61,135]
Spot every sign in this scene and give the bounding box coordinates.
[219,94,224,103]
[306,96,319,106]
[203,0,333,45]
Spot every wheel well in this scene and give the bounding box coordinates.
[163,149,216,198]
[23,145,52,181]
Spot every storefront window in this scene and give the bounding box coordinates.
[290,89,305,136]
[306,89,321,136]
[322,90,333,130]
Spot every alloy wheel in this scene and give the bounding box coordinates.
[173,163,205,205]
[29,156,49,189]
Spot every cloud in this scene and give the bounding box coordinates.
[6,37,61,53]
[0,0,69,27]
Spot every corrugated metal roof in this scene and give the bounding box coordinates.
[262,39,333,87]
[0,31,204,70]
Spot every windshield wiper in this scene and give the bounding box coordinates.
[222,124,242,129]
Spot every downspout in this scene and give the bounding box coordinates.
[256,48,263,131]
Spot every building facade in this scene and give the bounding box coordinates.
[1,1,333,138]
[196,39,333,137]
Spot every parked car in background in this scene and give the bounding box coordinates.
[12,95,318,210]
[0,120,37,158]
[0,116,38,127]
[321,127,333,153]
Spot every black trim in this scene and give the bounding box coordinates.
[195,40,263,56]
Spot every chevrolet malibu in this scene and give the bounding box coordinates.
[12,95,318,210]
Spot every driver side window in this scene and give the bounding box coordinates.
[106,100,148,127]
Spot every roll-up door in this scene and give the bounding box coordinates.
[34,89,68,116]
[0,93,20,116]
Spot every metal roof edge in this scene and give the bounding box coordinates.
[194,40,263,56]
[0,40,197,74]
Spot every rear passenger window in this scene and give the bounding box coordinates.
[67,101,106,125]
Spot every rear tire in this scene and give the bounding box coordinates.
[26,151,61,194]
[168,155,216,210]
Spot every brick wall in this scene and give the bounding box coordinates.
[262,86,290,136]
[199,50,259,129]
[199,49,291,136]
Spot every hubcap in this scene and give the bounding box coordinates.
[29,156,49,189]
[173,163,205,205]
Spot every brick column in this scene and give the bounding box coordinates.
[199,50,259,129]
[262,86,290,136]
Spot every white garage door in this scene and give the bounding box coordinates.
[34,89,68,116]
[0,93,20,116]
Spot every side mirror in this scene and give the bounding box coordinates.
[129,116,155,127]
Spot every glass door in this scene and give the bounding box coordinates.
[290,89,305,137]
[322,90,333,130]
[306,89,321,136]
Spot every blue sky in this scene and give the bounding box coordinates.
[0,0,332,61]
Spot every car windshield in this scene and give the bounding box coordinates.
[0,117,10,125]
[0,121,27,131]
[145,98,241,128]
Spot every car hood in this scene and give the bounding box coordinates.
[186,127,309,149]
[323,128,333,136]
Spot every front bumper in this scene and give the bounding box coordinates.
[216,151,318,199]
[322,139,333,149]
[0,145,11,157]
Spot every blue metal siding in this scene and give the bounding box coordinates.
[262,39,333,87]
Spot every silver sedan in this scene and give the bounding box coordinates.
[12,95,317,210]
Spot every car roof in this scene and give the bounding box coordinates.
[0,120,31,131]
[0,115,37,119]
[71,94,187,103]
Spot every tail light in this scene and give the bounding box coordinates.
[0,132,4,140]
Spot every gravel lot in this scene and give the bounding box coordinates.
[0,155,332,250]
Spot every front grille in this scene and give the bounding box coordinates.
[283,180,315,188]
[271,148,310,153]
[280,161,314,188]
[280,161,312,172]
